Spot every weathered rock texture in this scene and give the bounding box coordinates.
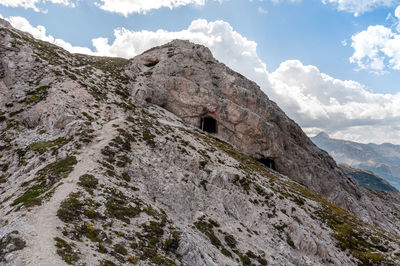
[0,19,399,266]
[127,40,400,234]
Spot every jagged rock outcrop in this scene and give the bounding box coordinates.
[0,18,399,266]
[125,40,400,233]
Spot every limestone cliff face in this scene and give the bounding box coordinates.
[129,41,342,189]
[125,40,400,233]
[0,19,399,266]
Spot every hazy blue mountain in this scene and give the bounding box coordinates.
[312,132,400,191]
[339,165,398,192]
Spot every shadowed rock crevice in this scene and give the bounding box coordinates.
[0,61,4,79]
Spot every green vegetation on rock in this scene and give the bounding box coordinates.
[54,237,79,265]
[78,174,98,195]
[21,85,50,105]
[12,156,77,207]
[340,165,398,192]
[28,137,69,154]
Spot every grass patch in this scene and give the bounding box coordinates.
[37,156,77,179]
[12,156,78,207]
[163,231,180,253]
[28,137,69,154]
[57,193,83,223]
[142,129,156,147]
[21,85,50,105]
[113,243,128,255]
[194,216,222,248]
[54,237,79,265]
[105,197,141,224]
[78,174,98,195]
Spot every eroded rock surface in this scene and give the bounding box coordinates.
[127,40,400,233]
[0,19,399,266]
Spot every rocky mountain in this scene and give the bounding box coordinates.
[312,132,400,191]
[339,165,398,192]
[1,18,400,265]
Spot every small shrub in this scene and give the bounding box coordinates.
[54,237,79,265]
[105,197,141,224]
[57,193,83,223]
[113,243,127,255]
[239,253,251,265]
[84,209,99,219]
[98,243,108,253]
[143,129,155,147]
[22,85,50,105]
[221,248,232,257]
[163,231,181,253]
[199,161,208,169]
[128,256,138,264]
[142,221,165,239]
[100,259,116,266]
[121,172,131,182]
[233,175,251,191]
[194,217,221,248]
[224,234,237,248]
[78,174,98,194]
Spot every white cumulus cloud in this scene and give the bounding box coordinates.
[5,16,94,54]
[322,0,397,16]
[91,19,268,87]
[258,7,268,14]
[0,0,76,12]
[349,7,400,71]
[267,60,400,144]
[275,0,398,15]
[94,0,222,16]
[4,15,400,144]
[395,5,400,31]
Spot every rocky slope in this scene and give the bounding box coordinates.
[0,18,400,265]
[127,39,400,234]
[312,132,400,191]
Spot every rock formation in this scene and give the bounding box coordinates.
[0,19,399,266]
[127,40,400,233]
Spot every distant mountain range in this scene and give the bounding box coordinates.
[312,132,400,191]
[339,165,398,192]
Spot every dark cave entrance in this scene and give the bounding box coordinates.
[200,116,217,134]
[257,158,276,170]
[143,59,159,67]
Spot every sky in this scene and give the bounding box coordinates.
[1,0,400,144]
